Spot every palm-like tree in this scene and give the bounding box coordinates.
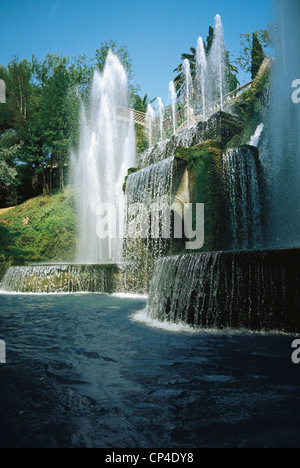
[132,93,155,113]
[173,48,197,99]
[173,28,239,99]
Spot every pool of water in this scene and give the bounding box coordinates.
[0,293,300,448]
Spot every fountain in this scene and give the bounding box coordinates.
[222,146,263,250]
[0,51,136,294]
[1,8,299,335]
[196,37,209,119]
[157,97,164,142]
[183,59,193,127]
[249,123,264,147]
[264,0,300,249]
[146,102,155,148]
[208,14,228,110]
[140,5,300,333]
[71,50,136,263]
[169,81,177,134]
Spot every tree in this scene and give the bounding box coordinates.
[236,25,275,76]
[204,26,215,55]
[0,131,23,206]
[251,33,266,79]
[94,40,139,98]
[173,47,197,99]
[132,94,155,153]
[0,41,140,204]
[173,28,238,99]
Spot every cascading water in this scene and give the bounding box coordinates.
[265,0,300,248]
[125,157,175,208]
[249,123,264,147]
[146,250,300,332]
[71,50,136,264]
[208,14,228,110]
[196,37,209,119]
[169,81,177,134]
[123,157,175,290]
[0,264,119,294]
[222,147,263,250]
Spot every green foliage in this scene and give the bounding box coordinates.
[251,33,266,80]
[173,26,238,99]
[0,40,141,207]
[95,40,139,97]
[0,190,77,263]
[236,25,274,75]
[230,58,271,146]
[205,26,215,55]
[132,93,155,153]
[176,140,225,252]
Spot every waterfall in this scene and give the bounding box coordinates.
[249,123,264,147]
[71,50,136,264]
[124,157,175,289]
[222,147,263,250]
[0,264,120,294]
[196,37,209,119]
[146,249,300,332]
[125,157,174,207]
[265,0,300,248]
[125,156,175,245]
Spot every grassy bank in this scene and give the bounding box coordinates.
[0,190,77,264]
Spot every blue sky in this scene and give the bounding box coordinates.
[0,0,274,103]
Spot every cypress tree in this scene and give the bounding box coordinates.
[251,32,265,79]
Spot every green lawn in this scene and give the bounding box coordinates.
[0,189,77,264]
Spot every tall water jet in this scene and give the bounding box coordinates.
[265,0,300,248]
[196,37,209,119]
[209,14,227,110]
[157,97,164,141]
[169,81,177,134]
[146,103,155,147]
[71,51,136,264]
[183,59,193,127]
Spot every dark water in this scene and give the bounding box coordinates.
[0,293,300,448]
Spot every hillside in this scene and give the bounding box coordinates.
[0,189,77,265]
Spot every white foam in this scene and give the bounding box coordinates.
[112,292,148,300]
[131,309,291,336]
[131,309,201,333]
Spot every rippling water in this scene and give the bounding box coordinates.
[0,293,300,448]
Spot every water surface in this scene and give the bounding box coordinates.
[0,293,299,448]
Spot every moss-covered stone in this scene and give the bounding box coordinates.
[230,57,272,146]
[122,167,139,193]
[175,140,225,253]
